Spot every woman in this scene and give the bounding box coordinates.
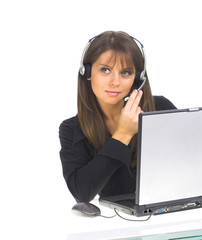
[59,31,176,203]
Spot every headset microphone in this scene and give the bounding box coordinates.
[123,75,146,101]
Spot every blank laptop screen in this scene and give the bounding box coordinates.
[138,109,202,205]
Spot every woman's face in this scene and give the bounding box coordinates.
[90,50,136,107]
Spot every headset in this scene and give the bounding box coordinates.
[79,35,147,101]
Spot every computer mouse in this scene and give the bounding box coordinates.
[72,202,101,217]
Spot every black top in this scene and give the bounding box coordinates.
[59,96,176,202]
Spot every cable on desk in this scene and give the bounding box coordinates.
[98,214,117,218]
[114,208,153,222]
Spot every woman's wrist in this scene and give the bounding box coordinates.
[112,131,133,145]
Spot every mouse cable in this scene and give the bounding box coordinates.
[98,213,117,218]
[114,208,153,222]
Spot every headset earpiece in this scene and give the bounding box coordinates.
[83,63,91,78]
[140,69,146,81]
[79,37,96,78]
[134,71,141,85]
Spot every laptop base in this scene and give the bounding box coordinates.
[99,195,202,217]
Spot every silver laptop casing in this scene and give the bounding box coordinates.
[100,108,202,216]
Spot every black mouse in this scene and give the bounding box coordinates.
[72,202,101,217]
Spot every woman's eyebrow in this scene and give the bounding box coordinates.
[98,64,135,72]
[122,67,134,70]
[122,67,135,72]
[99,64,112,68]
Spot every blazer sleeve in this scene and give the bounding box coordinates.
[59,119,132,203]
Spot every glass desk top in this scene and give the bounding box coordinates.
[119,229,202,240]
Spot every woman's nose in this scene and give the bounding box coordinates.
[109,72,120,86]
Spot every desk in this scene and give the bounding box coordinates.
[67,199,202,240]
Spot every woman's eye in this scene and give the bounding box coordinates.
[101,68,110,74]
[122,71,132,76]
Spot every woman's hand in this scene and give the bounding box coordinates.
[112,90,143,145]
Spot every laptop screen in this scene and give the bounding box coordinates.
[137,108,202,205]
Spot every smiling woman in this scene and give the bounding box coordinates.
[59,31,176,203]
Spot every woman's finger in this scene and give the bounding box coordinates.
[126,90,143,112]
[124,89,139,110]
[132,90,143,109]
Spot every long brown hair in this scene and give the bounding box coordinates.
[77,31,155,167]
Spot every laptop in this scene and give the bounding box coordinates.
[99,107,202,216]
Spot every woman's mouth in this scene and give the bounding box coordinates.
[105,90,121,96]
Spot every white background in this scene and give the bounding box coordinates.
[0,0,202,239]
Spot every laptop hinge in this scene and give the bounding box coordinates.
[188,107,200,112]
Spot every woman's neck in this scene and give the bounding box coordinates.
[99,101,124,134]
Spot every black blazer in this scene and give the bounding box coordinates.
[59,96,176,202]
